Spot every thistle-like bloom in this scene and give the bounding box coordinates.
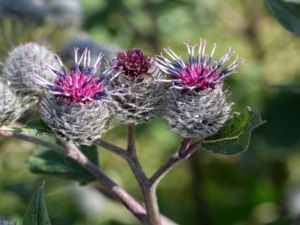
[0,80,33,126]
[112,48,164,125]
[156,39,244,139]
[156,39,244,92]
[33,48,117,145]
[2,43,59,96]
[116,48,151,79]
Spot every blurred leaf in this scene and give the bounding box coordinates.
[273,84,300,94]
[27,145,98,185]
[265,0,300,36]
[203,108,265,155]
[23,182,51,225]
[25,120,53,135]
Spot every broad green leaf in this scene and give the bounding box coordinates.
[265,0,300,36]
[23,182,51,225]
[273,84,300,94]
[203,108,265,155]
[27,144,99,185]
[25,120,53,135]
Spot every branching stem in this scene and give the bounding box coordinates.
[0,126,202,225]
[96,126,202,225]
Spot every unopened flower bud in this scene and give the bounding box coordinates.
[2,43,59,95]
[33,48,117,145]
[156,39,244,139]
[112,48,165,125]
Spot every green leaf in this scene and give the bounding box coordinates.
[265,0,300,36]
[273,84,300,94]
[27,144,99,185]
[25,120,53,135]
[23,182,51,225]
[203,108,265,155]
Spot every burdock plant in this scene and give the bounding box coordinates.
[0,40,264,225]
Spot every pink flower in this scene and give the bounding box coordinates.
[116,48,151,80]
[33,48,118,102]
[155,39,245,92]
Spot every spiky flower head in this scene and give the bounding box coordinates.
[2,43,59,96]
[33,48,117,145]
[116,48,151,80]
[112,48,164,125]
[0,80,32,126]
[156,39,244,139]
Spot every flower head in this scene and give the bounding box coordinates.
[33,48,117,103]
[34,48,118,144]
[0,81,34,126]
[156,39,244,92]
[2,43,59,96]
[116,48,151,79]
[110,48,164,125]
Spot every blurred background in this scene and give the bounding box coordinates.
[1,0,300,224]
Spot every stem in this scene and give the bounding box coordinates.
[94,139,129,160]
[64,142,149,224]
[96,134,202,225]
[0,128,179,225]
[0,128,148,223]
[126,125,149,186]
[150,139,200,187]
[126,124,161,225]
[143,186,161,225]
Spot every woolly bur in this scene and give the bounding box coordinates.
[112,48,165,125]
[0,81,33,126]
[156,40,245,139]
[33,48,119,145]
[2,43,59,96]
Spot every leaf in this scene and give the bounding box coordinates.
[25,120,53,135]
[203,108,265,155]
[23,182,51,225]
[27,144,99,185]
[265,0,300,36]
[273,84,300,94]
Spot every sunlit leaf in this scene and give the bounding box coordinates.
[203,108,265,155]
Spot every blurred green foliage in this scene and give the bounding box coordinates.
[1,0,300,225]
